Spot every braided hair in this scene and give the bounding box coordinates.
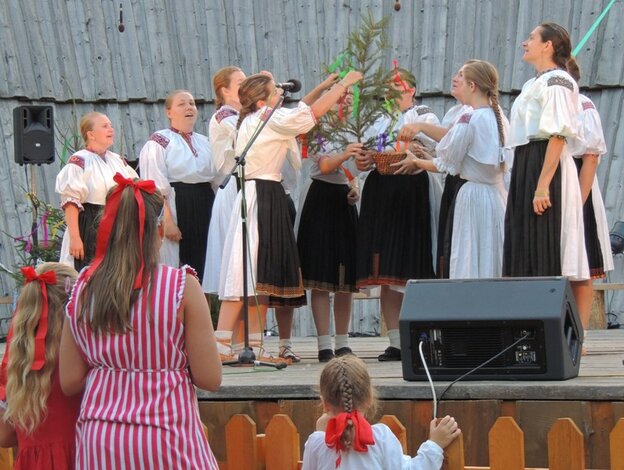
[319,356,377,451]
[236,74,272,129]
[462,60,505,147]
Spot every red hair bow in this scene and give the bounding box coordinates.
[21,266,57,371]
[0,266,58,400]
[85,173,156,290]
[325,411,374,467]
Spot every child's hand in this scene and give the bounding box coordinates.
[429,415,461,449]
[316,413,332,431]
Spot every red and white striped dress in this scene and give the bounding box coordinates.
[66,265,218,469]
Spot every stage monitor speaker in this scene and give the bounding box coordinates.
[399,277,582,381]
[14,105,55,165]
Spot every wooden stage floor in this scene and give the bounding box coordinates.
[198,329,624,402]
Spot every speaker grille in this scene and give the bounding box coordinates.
[440,328,506,368]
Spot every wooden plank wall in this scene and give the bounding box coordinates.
[1,0,623,326]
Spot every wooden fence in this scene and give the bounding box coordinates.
[215,413,624,470]
[0,414,622,468]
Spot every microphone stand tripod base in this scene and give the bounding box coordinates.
[222,347,288,370]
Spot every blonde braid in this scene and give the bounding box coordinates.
[337,358,355,450]
[489,92,505,147]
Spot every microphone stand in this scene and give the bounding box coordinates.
[223,95,287,369]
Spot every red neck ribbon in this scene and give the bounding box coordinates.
[325,411,374,467]
[85,173,156,290]
[0,267,57,400]
[170,127,198,157]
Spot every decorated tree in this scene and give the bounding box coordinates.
[305,13,400,153]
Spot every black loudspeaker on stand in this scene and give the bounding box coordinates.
[14,105,55,165]
[399,277,583,381]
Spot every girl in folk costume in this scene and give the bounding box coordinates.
[355,68,442,362]
[504,23,590,316]
[297,89,363,362]
[394,60,510,278]
[0,263,80,469]
[398,79,473,278]
[566,61,614,330]
[215,71,362,357]
[56,112,138,271]
[60,175,221,469]
[203,66,246,298]
[302,355,460,469]
[139,90,217,281]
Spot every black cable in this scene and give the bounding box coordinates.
[436,332,531,404]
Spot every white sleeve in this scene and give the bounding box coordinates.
[55,161,88,210]
[538,81,580,139]
[267,102,317,137]
[301,432,324,470]
[403,440,444,470]
[580,106,607,156]
[433,118,473,176]
[139,140,172,196]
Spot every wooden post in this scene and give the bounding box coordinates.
[225,414,258,470]
[547,418,585,470]
[611,418,624,470]
[265,414,300,470]
[379,415,407,453]
[443,431,465,470]
[488,416,524,470]
[0,448,13,470]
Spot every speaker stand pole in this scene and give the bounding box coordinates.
[29,165,38,246]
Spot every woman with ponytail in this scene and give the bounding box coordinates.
[393,60,510,278]
[503,23,589,313]
[59,175,221,468]
[0,263,80,469]
[303,355,460,469]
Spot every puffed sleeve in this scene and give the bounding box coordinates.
[402,440,444,470]
[267,102,317,137]
[55,155,89,210]
[580,101,607,156]
[538,76,580,139]
[374,424,410,469]
[210,118,238,176]
[139,138,172,197]
[433,114,473,176]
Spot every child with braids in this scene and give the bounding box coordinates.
[0,263,80,469]
[303,356,460,469]
[393,60,510,278]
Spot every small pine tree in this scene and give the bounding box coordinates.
[306,13,399,153]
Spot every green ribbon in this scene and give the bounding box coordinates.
[328,53,345,73]
[351,84,360,119]
[572,0,618,56]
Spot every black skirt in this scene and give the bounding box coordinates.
[503,140,562,276]
[254,180,306,307]
[436,174,467,279]
[357,170,435,286]
[297,179,358,293]
[75,203,103,272]
[574,157,605,278]
[170,181,215,282]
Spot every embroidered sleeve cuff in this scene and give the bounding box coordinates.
[61,198,84,211]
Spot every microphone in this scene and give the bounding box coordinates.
[276,79,302,93]
[118,3,125,32]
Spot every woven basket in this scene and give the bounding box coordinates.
[371,151,407,175]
